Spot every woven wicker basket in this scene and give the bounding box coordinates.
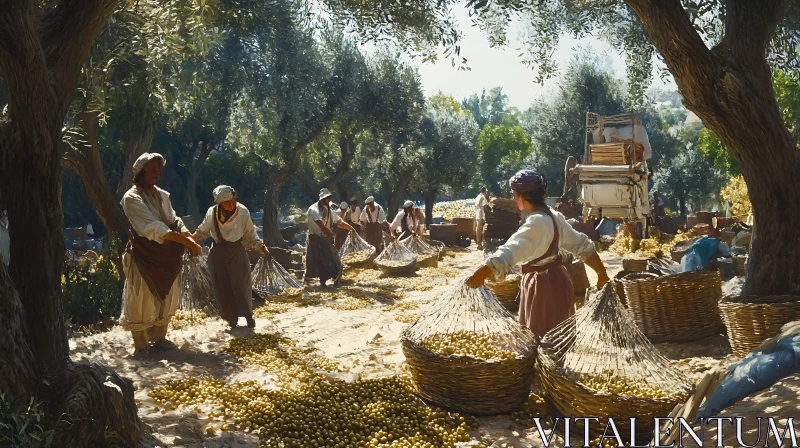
[623,271,724,342]
[622,256,650,273]
[537,355,685,438]
[486,275,521,312]
[719,295,800,358]
[610,270,635,306]
[568,261,590,293]
[402,338,536,415]
[376,258,417,277]
[733,255,747,277]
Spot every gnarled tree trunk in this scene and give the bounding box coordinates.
[625,0,800,296]
[262,166,290,247]
[0,1,144,444]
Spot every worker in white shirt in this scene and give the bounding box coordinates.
[305,189,355,287]
[342,196,362,234]
[475,187,490,249]
[390,200,422,242]
[334,201,350,250]
[360,196,390,253]
[413,204,426,236]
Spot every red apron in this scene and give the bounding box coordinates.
[518,210,575,337]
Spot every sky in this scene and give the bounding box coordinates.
[410,5,678,110]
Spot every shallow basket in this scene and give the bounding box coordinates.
[340,249,377,269]
[376,258,417,277]
[622,255,650,273]
[733,255,747,277]
[401,338,537,415]
[623,271,724,342]
[486,276,521,312]
[719,295,800,358]
[416,253,439,269]
[536,354,686,438]
[428,241,445,260]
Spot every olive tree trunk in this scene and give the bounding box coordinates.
[0,1,144,444]
[625,0,800,296]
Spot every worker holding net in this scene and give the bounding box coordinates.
[466,170,610,337]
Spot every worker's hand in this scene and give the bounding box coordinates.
[188,241,202,257]
[260,245,271,259]
[466,265,492,289]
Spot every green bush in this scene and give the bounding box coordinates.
[0,394,55,447]
[61,256,123,326]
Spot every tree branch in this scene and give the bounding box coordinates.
[623,0,719,111]
[39,0,123,117]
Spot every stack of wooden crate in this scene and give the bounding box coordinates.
[589,142,629,165]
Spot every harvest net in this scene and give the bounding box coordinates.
[401,279,538,414]
[403,279,536,360]
[539,283,692,399]
[179,252,217,313]
[375,241,416,265]
[251,256,304,300]
[338,230,376,267]
[401,235,438,266]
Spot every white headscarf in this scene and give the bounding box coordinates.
[132,153,166,178]
[213,185,235,204]
[403,200,414,209]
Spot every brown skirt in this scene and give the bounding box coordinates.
[363,222,384,255]
[305,234,342,283]
[519,264,575,337]
[208,239,253,322]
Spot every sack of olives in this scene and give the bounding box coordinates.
[337,230,376,267]
[179,251,217,314]
[251,256,304,300]
[401,278,538,414]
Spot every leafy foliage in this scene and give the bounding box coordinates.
[476,124,532,196]
[0,394,55,448]
[652,144,724,216]
[61,257,122,327]
[409,93,480,208]
[721,175,753,218]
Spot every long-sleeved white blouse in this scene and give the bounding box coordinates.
[194,203,263,251]
[484,208,595,280]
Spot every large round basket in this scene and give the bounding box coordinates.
[416,253,439,269]
[401,338,537,415]
[719,295,800,358]
[376,258,417,277]
[610,270,635,306]
[536,355,686,438]
[486,275,521,312]
[428,241,445,260]
[568,261,590,293]
[623,271,724,342]
[622,255,650,273]
[340,249,377,269]
[733,255,747,277]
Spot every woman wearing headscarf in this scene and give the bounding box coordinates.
[120,153,202,356]
[305,189,355,288]
[193,186,270,329]
[466,170,610,337]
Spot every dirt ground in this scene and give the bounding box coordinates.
[67,246,798,448]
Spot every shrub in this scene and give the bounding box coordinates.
[61,255,123,327]
[0,394,55,447]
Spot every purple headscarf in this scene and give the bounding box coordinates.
[508,170,546,193]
